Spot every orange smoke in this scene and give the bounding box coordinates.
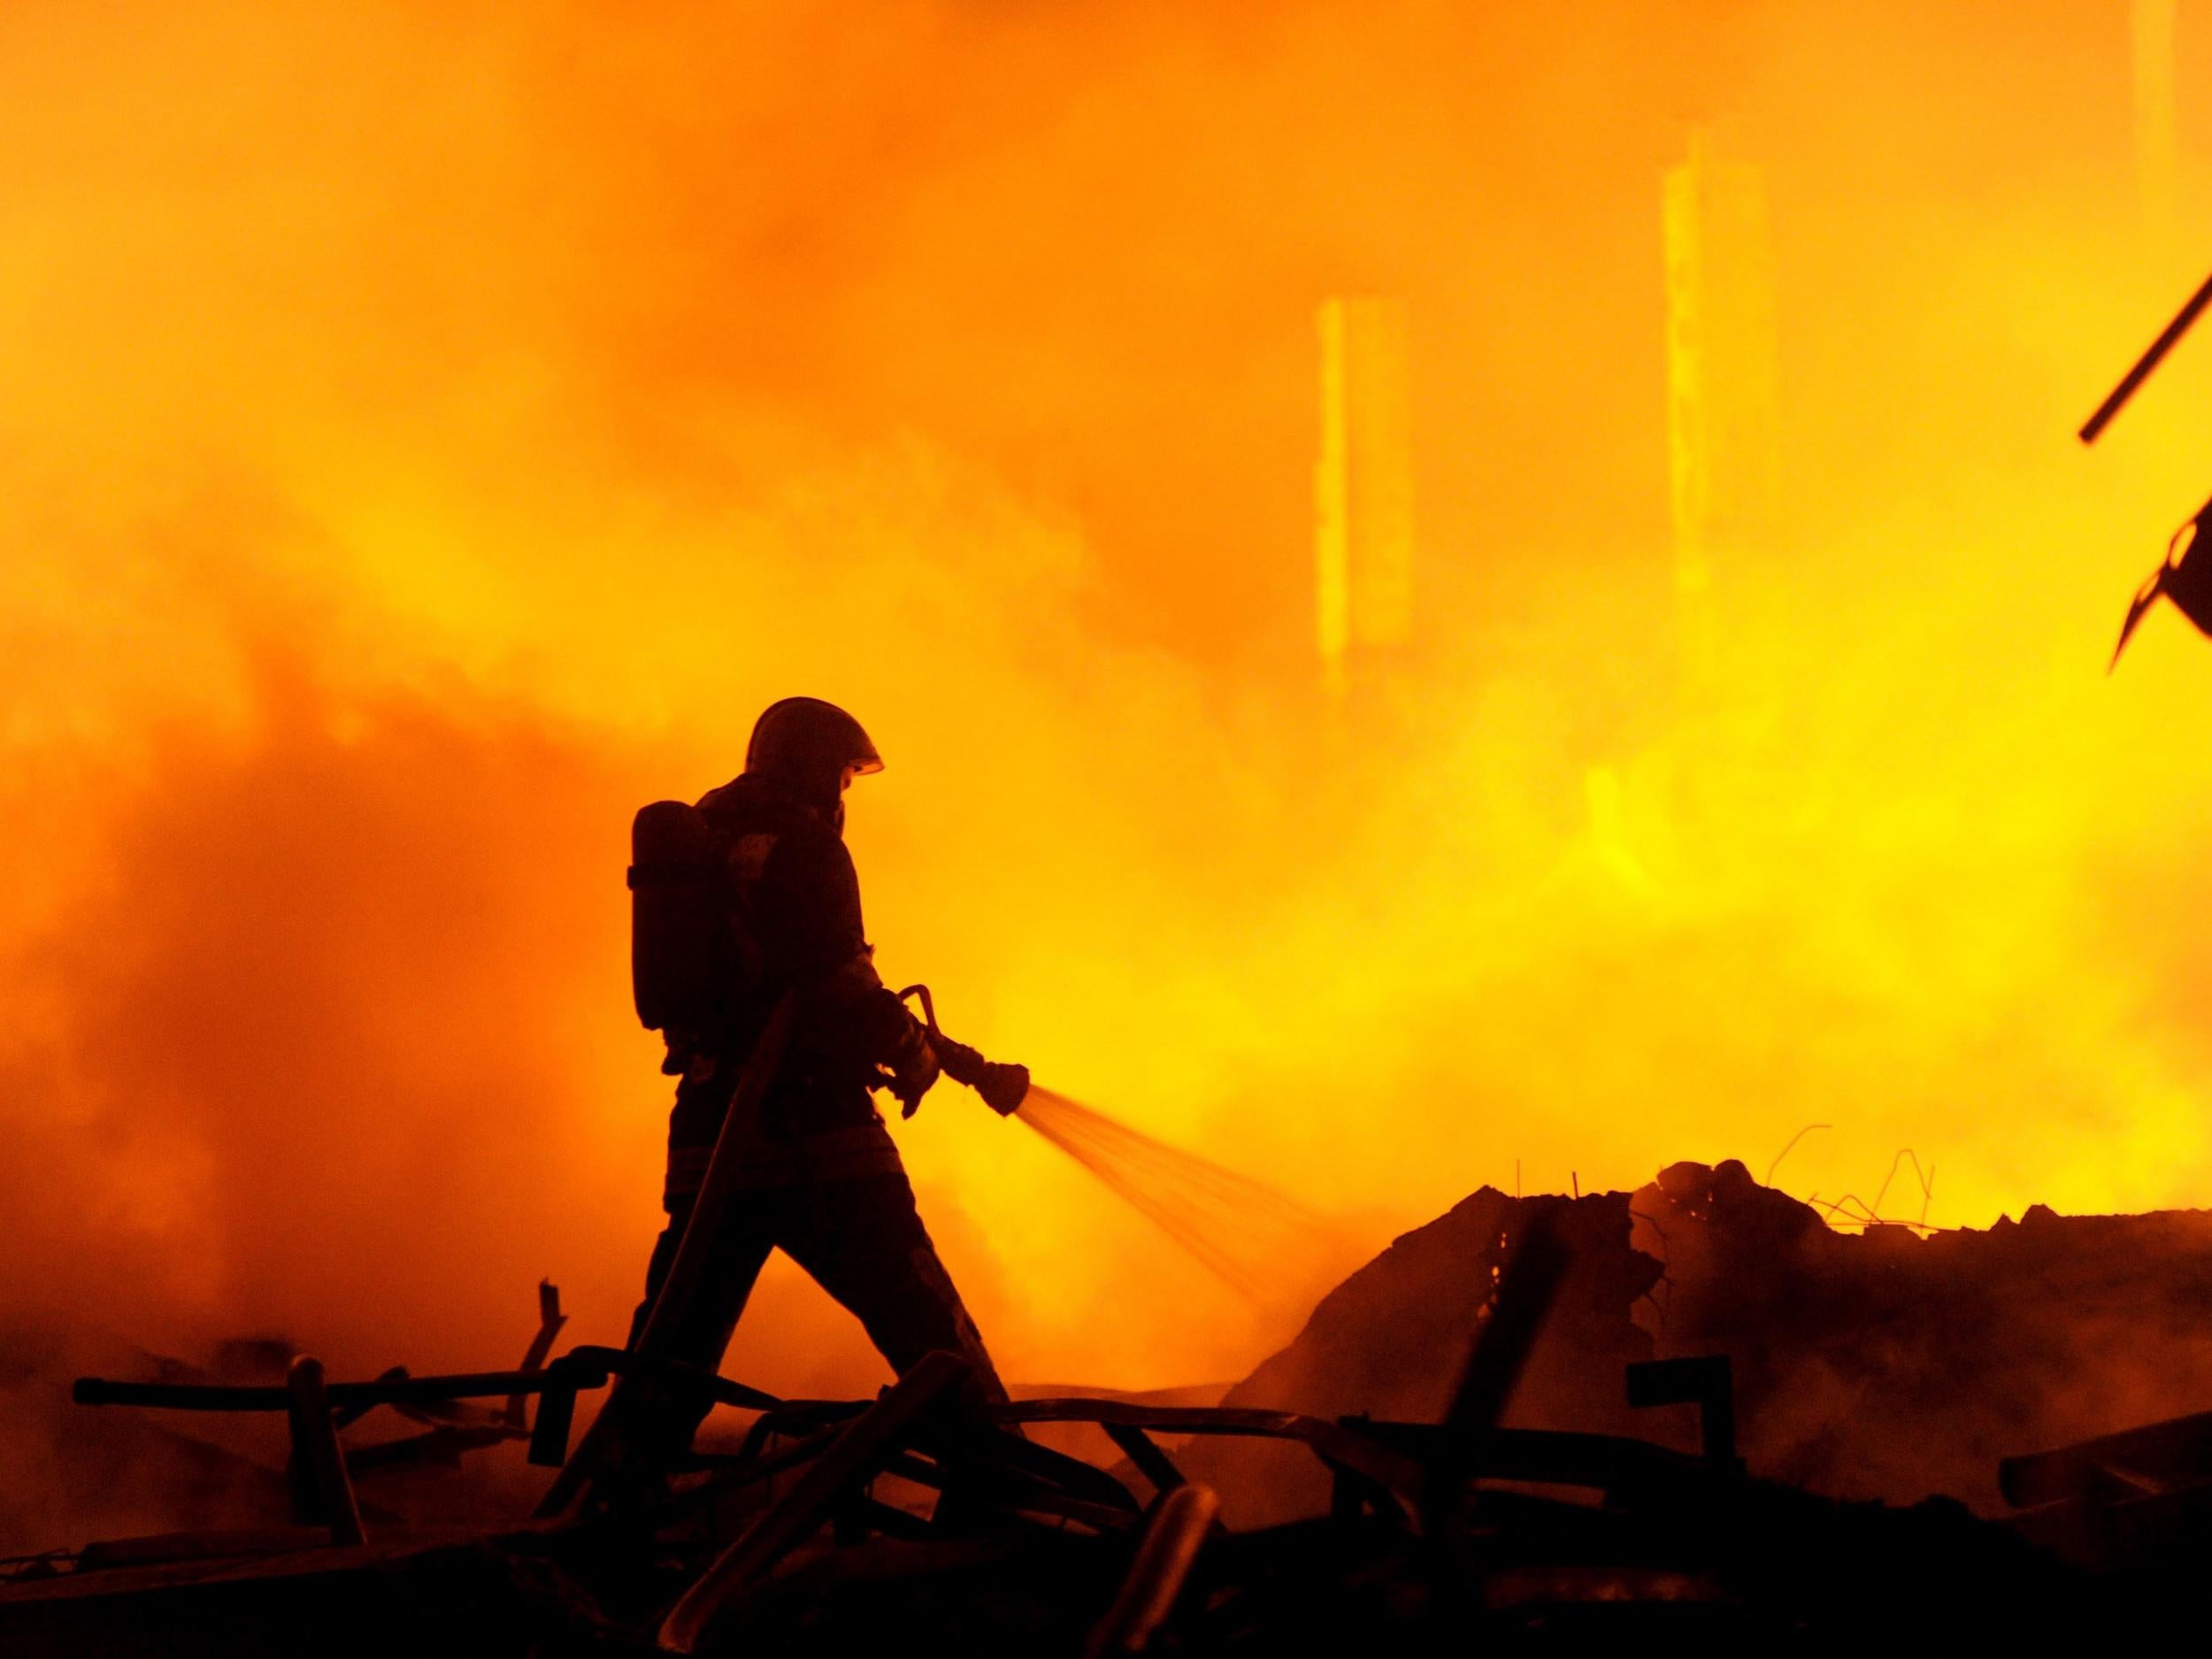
[7,2,2212,1450]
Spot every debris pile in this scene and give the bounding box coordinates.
[1204,1159,2212,1517]
[1637,1159,2212,1508]
[12,1159,2212,1652]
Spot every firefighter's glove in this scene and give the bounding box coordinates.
[881,1027,941,1119]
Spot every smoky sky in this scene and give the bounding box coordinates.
[9,0,2212,1454]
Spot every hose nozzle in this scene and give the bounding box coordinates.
[896,984,1031,1117]
[934,1038,1030,1116]
[970,1060,1031,1117]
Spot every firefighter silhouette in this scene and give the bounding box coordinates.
[609,697,1006,1478]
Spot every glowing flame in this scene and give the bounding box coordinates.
[5,4,2212,1423]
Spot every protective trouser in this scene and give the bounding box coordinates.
[617,1170,1008,1467]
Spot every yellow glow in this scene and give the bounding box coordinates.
[5,4,2212,1400]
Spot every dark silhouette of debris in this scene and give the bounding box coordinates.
[2079,265,2212,443]
[23,1160,2212,1652]
[2111,490,2212,669]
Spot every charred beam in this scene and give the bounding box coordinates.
[1424,1209,1569,1528]
[503,1279,568,1432]
[657,1349,972,1654]
[1103,1423,1186,1496]
[2081,265,2212,443]
[74,1358,612,1414]
[283,1357,365,1548]
[1625,1355,1740,1470]
[1083,1483,1222,1659]
[2002,1407,2212,1509]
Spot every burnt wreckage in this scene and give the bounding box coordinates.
[15,1164,2212,1653]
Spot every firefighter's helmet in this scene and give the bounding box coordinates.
[744,697,883,809]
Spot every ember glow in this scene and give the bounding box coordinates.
[7,1,2212,1422]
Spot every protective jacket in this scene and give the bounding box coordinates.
[661,772,926,1198]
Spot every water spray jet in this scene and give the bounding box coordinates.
[898,986,1326,1304]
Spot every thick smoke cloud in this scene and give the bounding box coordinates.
[10,0,2212,1548]
[4,641,648,1310]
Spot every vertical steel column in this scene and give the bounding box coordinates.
[285,1356,365,1548]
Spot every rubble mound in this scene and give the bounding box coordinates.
[1638,1158,2212,1507]
[1214,1157,2212,1517]
[1227,1187,1657,1431]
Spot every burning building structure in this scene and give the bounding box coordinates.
[1314,296,1417,709]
